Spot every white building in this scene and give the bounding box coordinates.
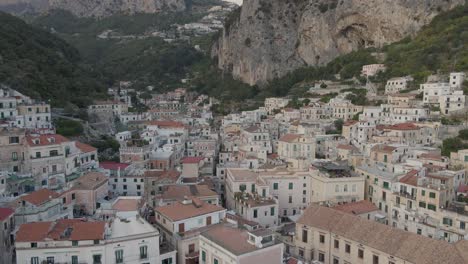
[15,216,168,264]
[385,76,413,94]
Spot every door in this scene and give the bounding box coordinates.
[179,223,185,233]
[206,216,212,225]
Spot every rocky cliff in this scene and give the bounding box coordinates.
[0,0,186,17]
[213,0,465,85]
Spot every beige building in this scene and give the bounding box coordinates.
[293,205,468,264]
[310,163,365,204]
[277,134,315,163]
[199,225,283,264]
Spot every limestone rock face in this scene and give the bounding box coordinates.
[212,0,465,85]
[0,0,186,17]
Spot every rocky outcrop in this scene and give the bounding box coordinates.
[213,0,465,85]
[0,0,186,17]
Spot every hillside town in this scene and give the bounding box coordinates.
[0,67,468,264]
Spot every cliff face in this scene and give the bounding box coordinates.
[213,0,465,85]
[0,0,186,17]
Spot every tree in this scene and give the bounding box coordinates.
[334,119,344,132]
[459,129,468,140]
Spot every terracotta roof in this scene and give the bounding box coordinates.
[278,134,301,143]
[337,144,358,151]
[100,162,130,170]
[399,170,419,187]
[144,170,181,184]
[287,258,299,264]
[388,122,420,131]
[182,157,204,164]
[343,120,358,126]
[333,200,378,215]
[201,224,258,256]
[75,141,97,153]
[371,144,397,153]
[19,189,59,206]
[297,205,468,264]
[243,125,260,133]
[72,172,108,190]
[155,199,224,222]
[161,185,217,201]
[16,219,105,242]
[420,153,444,161]
[0,207,14,221]
[147,120,185,128]
[26,134,69,147]
[112,198,141,212]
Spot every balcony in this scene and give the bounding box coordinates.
[185,251,199,264]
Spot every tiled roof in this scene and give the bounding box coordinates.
[333,200,378,215]
[26,134,69,147]
[399,170,419,187]
[371,144,397,153]
[420,153,444,161]
[243,125,260,133]
[72,172,108,190]
[278,134,301,143]
[161,185,217,201]
[343,120,358,126]
[182,157,204,164]
[147,120,185,128]
[144,170,181,183]
[297,205,468,264]
[18,189,59,206]
[155,199,224,222]
[16,219,105,242]
[112,198,142,212]
[386,122,420,131]
[99,161,130,170]
[75,141,97,153]
[337,144,358,151]
[0,207,14,221]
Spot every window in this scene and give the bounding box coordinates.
[72,256,78,264]
[50,150,58,156]
[35,152,41,158]
[240,184,246,192]
[162,258,173,264]
[251,184,255,193]
[429,192,436,198]
[214,258,219,264]
[288,196,292,203]
[427,204,436,211]
[94,240,99,245]
[140,245,148,259]
[270,207,275,216]
[115,250,124,263]
[72,193,76,200]
[302,229,308,243]
[421,190,426,196]
[72,240,78,246]
[201,251,206,264]
[333,257,339,264]
[319,234,325,243]
[47,257,54,264]
[31,257,39,264]
[358,249,364,259]
[9,136,19,144]
[253,209,258,218]
[417,229,422,235]
[345,244,351,253]
[461,221,466,230]
[289,183,293,189]
[31,242,37,248]
[93,254,102,264]
[303,190,306,195]
[373,255,379,264]
[334,239,339,249]
[443,218,453,226]
[319,253,325,262]
[419,202,426,208]
[11,152,18,161]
